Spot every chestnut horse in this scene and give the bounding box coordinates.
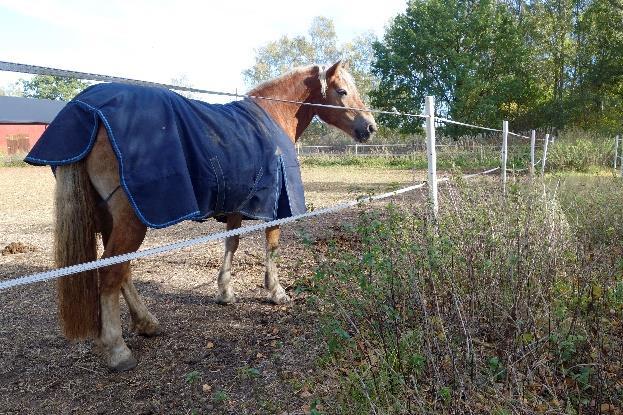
[54,60,376,371]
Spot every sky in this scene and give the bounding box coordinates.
[0,0,406,103]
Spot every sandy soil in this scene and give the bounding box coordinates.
[0,165,421,415]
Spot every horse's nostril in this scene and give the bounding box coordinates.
[368,124,377,134]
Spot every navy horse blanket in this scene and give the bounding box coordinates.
[25,83,306,228]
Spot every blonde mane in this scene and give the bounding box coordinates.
[318,65,327,98]
[248,64,328,98]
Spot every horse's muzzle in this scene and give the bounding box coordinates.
[355,123,377,142]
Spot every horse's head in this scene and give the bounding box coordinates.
[314,61,377,143]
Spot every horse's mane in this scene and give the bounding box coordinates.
[248,65,326,97]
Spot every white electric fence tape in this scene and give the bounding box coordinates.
[0,60,520,291]
[1,182,428,291]
[0,166,504,292]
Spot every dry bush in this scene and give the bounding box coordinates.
[307,177,623,414]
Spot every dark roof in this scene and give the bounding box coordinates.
[0,95,67,124]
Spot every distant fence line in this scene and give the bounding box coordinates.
[296,141,533,157]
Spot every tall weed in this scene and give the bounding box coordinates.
[546,130,614,172]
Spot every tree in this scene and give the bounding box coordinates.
[243,35,315,85]
[371,0,541,135]
[371,0,622,135]
[170,74,196,99]
[20,75,89,101]
[0,82,24,97]
[308,16,341,64]
[568,0,623,132]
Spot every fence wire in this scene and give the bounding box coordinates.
[0,60,538,291]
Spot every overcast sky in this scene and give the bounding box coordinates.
[0,0,405,102]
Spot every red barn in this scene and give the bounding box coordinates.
[0,96,66,155]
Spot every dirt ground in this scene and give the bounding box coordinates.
[0,165,422,415]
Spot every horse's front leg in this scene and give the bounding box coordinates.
[216,214,243,304]
[265,225,290,304]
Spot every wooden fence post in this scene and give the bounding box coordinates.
[530,130,536,176]
[541,133,550,176]
[425,96,438,220]
[502,120,508,194]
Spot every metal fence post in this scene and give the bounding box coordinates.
[530,130,536,176]
[502,120,508,194]
[541,133,550,176]
[425,96,438,220]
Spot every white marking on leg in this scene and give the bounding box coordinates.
[216,214,242,304]
[216,236,238,303]
[98,290,136,371]
[265,232,290,304]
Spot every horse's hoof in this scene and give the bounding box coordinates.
[108,355,138,372]
[270,289,291,305]
[132,319,162,337]
[215,290,236,304]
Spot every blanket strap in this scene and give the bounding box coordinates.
[99,185,122,206]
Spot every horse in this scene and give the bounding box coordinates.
[40,60,376,371]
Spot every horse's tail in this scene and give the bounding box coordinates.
[54,161,100,340]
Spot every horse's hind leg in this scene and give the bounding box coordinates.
[265,225,290,304]
[87,126,150,371]
[216,214,242,304]
[97,212,146,371]
[97,203,160,337]
[121,277,161,336]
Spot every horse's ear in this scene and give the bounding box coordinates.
[325,60,342,79]
[341,59,350,70]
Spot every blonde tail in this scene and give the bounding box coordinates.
[54,161,100,339]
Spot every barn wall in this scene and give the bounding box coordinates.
[0,125,47,154]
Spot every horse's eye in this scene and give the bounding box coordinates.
[336,88,347,96]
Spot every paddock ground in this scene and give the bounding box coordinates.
[0,165,422,415]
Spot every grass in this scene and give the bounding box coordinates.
[301,145,532,172]
[301,173,623,414]
[0,153,28,167]
[300,129,617,175]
